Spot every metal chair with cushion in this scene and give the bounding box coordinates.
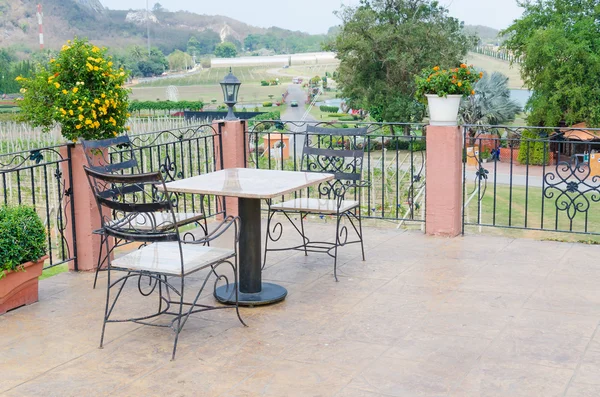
[81,136,208,288]
[84,166,246,360]
[264,125,369,281]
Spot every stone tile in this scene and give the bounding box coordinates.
[451,359,573,396]
[2,225,600,396]
[524,284,600,316]
[573,346,600,385]
[335,387,392,397]
[565,382,600,397]
[482,327,590,369]
[386,332,492,371]
[336,259,414,280]
[227,359,354,397]
[509,308,599,337]
[282,337,387,372]
[348,356,468,397]
[336,311,421,346]
[458,264,548,294]
[381,259,483,290]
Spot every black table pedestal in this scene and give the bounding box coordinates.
[214,197,288,306]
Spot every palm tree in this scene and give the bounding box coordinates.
[460,71,522,130]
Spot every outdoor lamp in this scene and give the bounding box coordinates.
[220,67,241,121]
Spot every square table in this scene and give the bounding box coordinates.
[163,168,334,306]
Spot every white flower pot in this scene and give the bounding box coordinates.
[426,94,462,126]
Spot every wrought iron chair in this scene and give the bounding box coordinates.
[264,125,369,281]
[81,136,209,288]
[84,166,246,360]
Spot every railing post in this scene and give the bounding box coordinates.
[212,119,248,217]
[60,143,103,272]
[425,125,463,237]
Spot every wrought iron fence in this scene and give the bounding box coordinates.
[245,121,427,223]
[0,123,223,270]
[463,125,600,235]
[113,123,224,217]
[0,144,77,269]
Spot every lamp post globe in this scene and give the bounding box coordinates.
[220,67,241,121]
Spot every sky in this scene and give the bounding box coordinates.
[98,0,524,34]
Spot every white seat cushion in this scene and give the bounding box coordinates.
[270,198,359,214]
[112,242,234,276]
[108,212,204,231]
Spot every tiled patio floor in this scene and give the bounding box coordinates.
[1,222,600,396]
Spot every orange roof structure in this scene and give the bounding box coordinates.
[560,122,600,141]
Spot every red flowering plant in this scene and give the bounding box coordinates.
[16,38,131,142]
[415,64,482,101]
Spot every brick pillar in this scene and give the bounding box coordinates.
[60,144,104,272]
[425,126,463,237]
[213,119,247,217]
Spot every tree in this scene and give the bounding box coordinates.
[187,32,221,56]
[460,72,522,127]
[152,3,165,12]
[326,0,475,123]
[168,50,193,71]
[214,42,237,58]
[244,34,261,51]
[501,0,600,127]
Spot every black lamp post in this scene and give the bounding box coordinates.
[220,67,241,121]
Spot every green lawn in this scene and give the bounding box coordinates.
[464,183,600,237]
[39,263,69,280]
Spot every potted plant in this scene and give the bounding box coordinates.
[480,148,492,163]
[0,206,48,314]
[16,38,131,142]
[415,64,483,126]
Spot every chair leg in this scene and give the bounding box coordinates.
[202,217,210,247]
[171,277,185,361]
[263,210,275,270]
[333,214,342,282]
[299,212,308,256]
[233,256,247,327]
[99,239,111,349]
[93,234,106,289]
[358,208,365,261]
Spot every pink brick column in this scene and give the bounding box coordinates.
[425,126,463,237]
[213,120,248,217]
[60,144,105,272]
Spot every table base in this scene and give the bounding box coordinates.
[214,282,288,306]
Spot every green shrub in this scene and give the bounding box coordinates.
[263,102,273,107]
[319,105,339,113]
[518,130,551,165]
[260,80,270,86]
[0,206,46,279]
[327,113,347,117]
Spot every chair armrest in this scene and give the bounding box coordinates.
[182,215,241,245]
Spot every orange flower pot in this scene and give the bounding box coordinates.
[0,256,48,315]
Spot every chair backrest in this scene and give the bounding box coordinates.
[84,166,180,244]
[302,125,366,199]
[81,135,140,175]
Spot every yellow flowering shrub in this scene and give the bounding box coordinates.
[16,38,130,141]
[415,64,482,101]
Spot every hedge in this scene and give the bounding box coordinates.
[0,206,46,278]
[128,100,204,112]
[517,130,551,165]
[263,102,273,107]
[319,105,339,113]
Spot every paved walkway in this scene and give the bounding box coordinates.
[1,223,600,396]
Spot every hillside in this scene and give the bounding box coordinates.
[0,0,273,54]
[464,25,501,45]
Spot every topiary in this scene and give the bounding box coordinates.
[518,129,550,165]
[0,206,47,279]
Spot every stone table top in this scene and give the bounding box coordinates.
[162,168,334,199]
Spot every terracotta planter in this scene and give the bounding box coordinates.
[426,94,462,126]
[0,255,47,315]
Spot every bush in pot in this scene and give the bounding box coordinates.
[16,38,131,141]
[0,206,47,314]
[415,64,482,126]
